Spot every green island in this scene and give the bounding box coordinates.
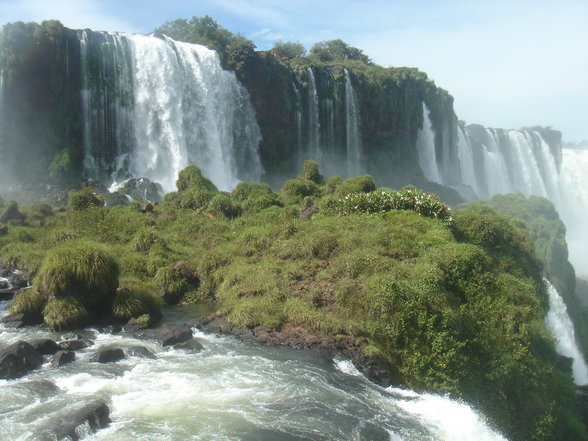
[1,161,586,441]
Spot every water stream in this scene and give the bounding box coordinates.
[0,299,507,441]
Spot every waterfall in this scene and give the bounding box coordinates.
[417,103,441,183]
[307,67,321,162]
[456,126,479,196]
[78,31,262,193]
[0,70,4,160]
[545,279,588,385]
[559,147,588,278]
[344,69,362,177]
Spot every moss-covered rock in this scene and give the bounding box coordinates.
[35,240,119,313]
[8,287,47,325]
[43,297,89,330]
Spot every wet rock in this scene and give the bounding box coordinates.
[28,338,59,355]
[41,400,111,441]
[0,201,25,224]
[58,339,93,351]
[0,313,26,328]
[61,332,85,341]
[89,346,125,363]
[136,323,193,346]
[125,345,157,359]
[0,224,7,235]
[52,350,76,367]
[0,341,44,379]
[0,279,8,289]
[9,271,30,289]
[173,338,204,351]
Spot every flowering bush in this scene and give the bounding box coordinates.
[327,186,452,222]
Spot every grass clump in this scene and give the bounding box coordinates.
[35,240,119,312]
[111,287,163,321]
[9,287,47,323]
[43,297,89,330]
[66,186,104,213]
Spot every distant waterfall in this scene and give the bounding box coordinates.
[417,103,441,183]
[456,126,479,196]
[545,279,588,385]
[344,69,362,177]
[79,31,262,192]
[0,70,4,158]
[307,67,321,162]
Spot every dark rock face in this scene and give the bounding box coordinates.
[52,350,76,367]
[41,400,111,441]
[0,341,44,379]
[28,338,59,355]
[1,313,27,328]
[173,338,204,352]
[89,347,125,363]
[136,324,193,346]
[125,345,157,359]
[0,201,26,224]
[58,339,93,351]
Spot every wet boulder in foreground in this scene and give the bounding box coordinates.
[0,341,44,379]
[40,400,111,441]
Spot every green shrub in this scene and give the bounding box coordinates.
[180,187,214,210]
[207,193,238,218]
[35,240,119,312]
[176,165,218,193]
[325,186,452,221]
[67,186,104,213]
[134,229,165,253]
[43,297,89,330]
[298,160,322,183]
[332,175,376,197]
[9,287,47,323]
[111,288,162,321]
[155,261,199,304]
[280,179,320,201]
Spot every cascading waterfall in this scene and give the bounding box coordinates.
[545,279,588,385]
[480,129,512,198]
[307,67,321,162]
[456,126,480,196]
[417,103,442,183]
[344,69,362,177]
[0,70,4,158]
[79,31,262,193]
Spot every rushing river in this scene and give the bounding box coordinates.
[0,296,507,441]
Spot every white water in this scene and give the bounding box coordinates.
[417,104,441,183]
[345,69,362,177]
[0,300,508,441]
[79,31,262,193]
[456,126,479,196]
[559,148,588,278]
[307,67,321,163]
[545,279,588,384]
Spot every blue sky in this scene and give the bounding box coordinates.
[1,0,587,141]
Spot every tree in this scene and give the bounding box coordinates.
[271,41,306,59]
[309,39,371,64]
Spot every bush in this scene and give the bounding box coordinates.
[271,41,306,59]
[280,179,321,201]
[332,175,376,197]
[35,240,119,312]
[156,261,199,305]
[299,160,322,183]
[325,186,452,222]
[134,229,166,253]
[9,287,47,323]
[66,186,104,213]
[176,165,218,193]
[111,288,163,321]
[207,193,238,218]
[43,297,89,330]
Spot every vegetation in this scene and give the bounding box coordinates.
[271,41,306,59]
[1,163,586,440]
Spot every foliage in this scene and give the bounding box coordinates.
[323,186,452,221]
[271,41,306,59]
[176,165,218,193]
[309,39,371,64]
[43,297,89,330]
[298,160,322,183]
[48,148,72,181]
[66,186,104,213]
[111,287,163,321]
[8,287,47,322]
[35,240,119,312]
[225,37,256,72]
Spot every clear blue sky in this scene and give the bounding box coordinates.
[1,0,587,142]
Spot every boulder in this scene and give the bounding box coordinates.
[0,341,44,379]
[137,323,193,346]
[0,224,7,235]
[0,201,25,224]
[41,400,110,441]
[9,271,30,289]
[173,338,204,351]
[125,345,157,359]
[52,350,76,367]
[28,338,59,355]
[58,339,93,351]
[89,347,125,363]
[1,313,27,328]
